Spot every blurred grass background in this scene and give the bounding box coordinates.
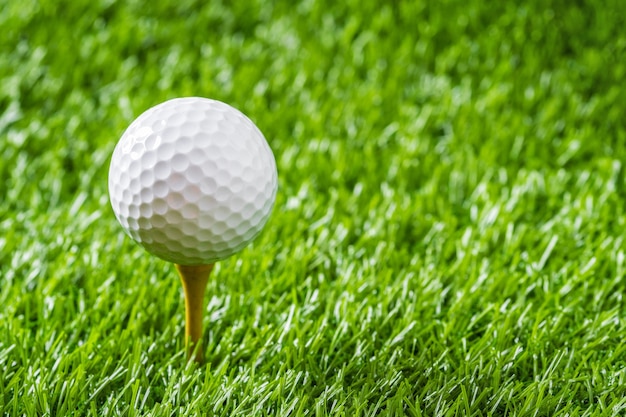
[1,0,626,415]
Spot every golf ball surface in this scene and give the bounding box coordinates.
[108,97,277,265]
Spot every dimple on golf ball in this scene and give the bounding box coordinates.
[108,97,278,265]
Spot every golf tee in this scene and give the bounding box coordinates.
[176,263,214,363]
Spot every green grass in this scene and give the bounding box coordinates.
[2,0,626,415]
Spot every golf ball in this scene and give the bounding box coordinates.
[108,97,277,265]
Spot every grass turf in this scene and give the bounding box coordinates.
[1,0,626,415]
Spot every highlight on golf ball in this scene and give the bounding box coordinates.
[108,97,278,265]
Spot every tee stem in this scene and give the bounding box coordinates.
[176,263,214,363]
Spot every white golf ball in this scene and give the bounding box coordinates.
[108,97,278,265]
